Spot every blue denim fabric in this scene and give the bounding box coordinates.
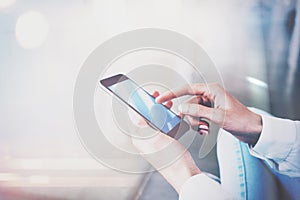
[217,108,300,199]
[218,131,278,200]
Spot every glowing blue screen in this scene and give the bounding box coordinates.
[109,79,181,133]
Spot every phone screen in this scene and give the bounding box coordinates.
[108,79,181,134]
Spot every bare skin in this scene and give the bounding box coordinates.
[156,83,263,146]
[131,91,201,193]
[132,84,263,193]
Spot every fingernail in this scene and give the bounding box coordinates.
[199,125,209,130]
[200,130,209,135]
[155,97,160,103]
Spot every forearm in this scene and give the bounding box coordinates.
[132,129,201,193]
[155,151,201,193]
[223,107,263,146]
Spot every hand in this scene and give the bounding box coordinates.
[180,95,211,135]
[130,91,201,193]
[144,92,210,135]
[156,83,263,146]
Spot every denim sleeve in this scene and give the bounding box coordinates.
[249,115,300,177]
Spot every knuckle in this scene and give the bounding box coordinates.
[186,84,194,94]
[195,105,202,116]
[211,82,221,89]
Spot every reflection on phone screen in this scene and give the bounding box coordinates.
[109,79,181,134]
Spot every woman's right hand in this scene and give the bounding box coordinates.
[156,83,263,146]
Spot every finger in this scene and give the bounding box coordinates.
[201,96,213,107]
[179,103,214,119]
[156,84,210,103]
[199,129,209,135]
[184,116,209,127]
[152,91,160,98]
[199,124,209,130]
[185,96,200,104]
[184,95,213,108]
[198,123,209,135]
[164,101,173,109]
[152,91,173,109]
[184,115,209,135]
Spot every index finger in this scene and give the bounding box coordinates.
[156,84,209,103]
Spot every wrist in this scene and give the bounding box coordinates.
[247,112,263,146]
[159,151,201,193]
[253,113,263,134]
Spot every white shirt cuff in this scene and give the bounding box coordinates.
[179,173,232,200]
[249,115,296,162]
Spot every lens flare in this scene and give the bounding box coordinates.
[15,11,49,49]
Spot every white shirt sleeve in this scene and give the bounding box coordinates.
[180,114,300,200]
[179,174,234,200]
[249,115,300,177]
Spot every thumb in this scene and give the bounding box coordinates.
[179,103,214,121]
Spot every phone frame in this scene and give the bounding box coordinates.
[100,74,189,138]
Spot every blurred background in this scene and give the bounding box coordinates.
[0,0,299,199]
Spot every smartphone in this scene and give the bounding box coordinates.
[100,74,190,138]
